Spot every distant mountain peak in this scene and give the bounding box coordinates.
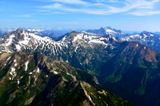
[85,27,123,39]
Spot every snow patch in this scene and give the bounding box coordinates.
[53,70,58,75]
[9,67,16,80]
[17,80,20,84]
[73,33,83,42]
[15,44,21,51]
[14,59,17,67]
[9,77,12,80]
[25,61,29,71]
[29,72,32,75]
[14,63,18,67]
[5,34,15,46]
[89,39,106,45]
[7,57,11,61]
[36,68,40,73]
[74,46,78,52]
[105,29,116,34]
[150,34,154,37]
[46,75,48,78]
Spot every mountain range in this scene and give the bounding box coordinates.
[0,27,160,106]
[86,27,160,52]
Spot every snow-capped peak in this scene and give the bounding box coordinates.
[0,29,64,53]
[20,29,52,42]
[62,32,116,49]
[27,28,43,32]
[105,28,116,34]
[85,27,123,39]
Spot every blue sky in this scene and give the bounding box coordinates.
[0,0,160,32]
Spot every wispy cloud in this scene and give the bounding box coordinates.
[41,2,108,14]
[129,10,160,16]
[40,0,160,16]
[51,0,88,5]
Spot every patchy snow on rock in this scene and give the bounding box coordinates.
[73,33,83,42]
[6,56,11,61]
[27,28,43,32]
[14,59,16,63]
[15,44,21,51]
[14,63,18,67]
[53,70,58,75]
[25,61,29,71]
[9,67,17,80]
[29,72,32,75]
[17,80,20,84]
[74,46,79,52]
[33,75,38,82]
[20,76,23,79]
[18,34,30,45]
[5,34,15,46]
[13,59,18,67]
[36,67,40,73]
[89,39,106,45]
[65,60,69,63]
[150,34,154,37]
[72,33,109,46]
[9,77,12,80]
[105,29,116,34]
[10,67,16,74]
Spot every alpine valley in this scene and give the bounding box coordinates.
[0,27,160,106]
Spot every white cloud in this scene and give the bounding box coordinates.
[42,3,63,9]
[41,3,108,15]
[106,0,160,14]
[40,0,160,16]
[52,0,88,5]
[129,10,160,16]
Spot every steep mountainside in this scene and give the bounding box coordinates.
[99,42,160,106]
[0,29,160,106]
[121,31,160,52]
[0,52,130,106]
